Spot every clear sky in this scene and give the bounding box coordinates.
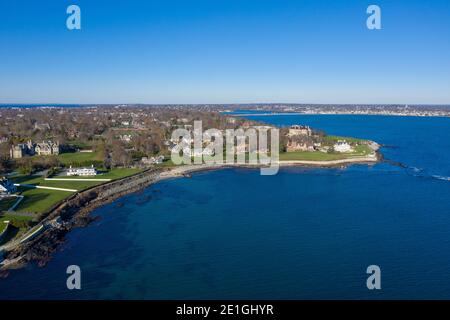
[0,0,449,104]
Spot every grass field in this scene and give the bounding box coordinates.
[0,197,18,212]
[0,212,34,230]
[83,168,142,180]
[0,213,34,222]
[156,158,180,168]
[324,135,365,144]
[27,151,102,167]
[49,168,142,180]
[0,212,39,244]
[15,187,73,214]
[13,175,102,190]
[1,165,142,244]
[0,221,8,233]
[279,144,372,161]
[57,151,103,166]
[160,146,373,164]
[9,168,143,214]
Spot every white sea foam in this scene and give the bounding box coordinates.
[432,175,450,182]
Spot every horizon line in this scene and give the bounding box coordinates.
[1,102,450,107]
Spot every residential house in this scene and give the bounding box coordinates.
[35,141,60,156]
[10,140,35,159]
[286,139,315,152]
[141,155,165,165]
[67,165,97,176]
[288,125,312,137]
[334,140,353,153]
[0,177,16,194]
[10,140,59,158]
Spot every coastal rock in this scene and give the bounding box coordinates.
[1,168,163,273]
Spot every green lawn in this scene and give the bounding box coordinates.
[12,175,101,190]
[323,135,365,144]
[26,151,102,168]
[0,221,8,233]
[38,179,102,190]
[279,144,372,161]
[94,168,142,180]
[0,213,34,222]
[15,187,74,214]
[0,212,34,230]
[8,168,143,215]
[0,206,33,243]
[0,213,36,244]
[0,167,143,244]
[13,168,141,186]
[0,197,18,212]
[159,147,373,163]
[47,168,142,180]
[57,151,103,166]
[64,140,92,150]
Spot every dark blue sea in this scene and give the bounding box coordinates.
[1,114,450,299]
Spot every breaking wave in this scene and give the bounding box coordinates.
[432,175,450,182]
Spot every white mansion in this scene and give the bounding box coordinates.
[67,165,98,176]
[333,140,353,153]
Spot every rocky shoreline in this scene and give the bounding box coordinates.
[0,147,381,276]
[0,168,165,275]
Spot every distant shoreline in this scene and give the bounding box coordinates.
[227,112,450,118]
[1,104,450,117]
[161,155,379,178]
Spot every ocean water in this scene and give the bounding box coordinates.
[1,114,450,299]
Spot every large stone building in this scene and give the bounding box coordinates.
[10,140,60,159]
[286,137,315,152]
[35,141,60,156]
[288,125,312,137]
[9,140,35,159]
[286,125,315,152]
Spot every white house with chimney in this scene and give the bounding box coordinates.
[333,140,353,153]
[67,165,97,176]
[141,155,165,165]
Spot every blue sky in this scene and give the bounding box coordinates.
[0,0,449,104]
